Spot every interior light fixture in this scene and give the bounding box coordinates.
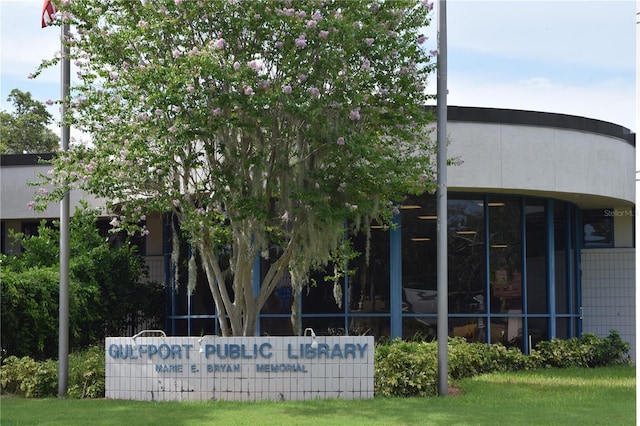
[456,230,477,235]
[304,327,318,349]
[418,215,438,220]
[411,237,431,241]
[490,244,508,248]
[477,202,505,207]
[399,204,421,209]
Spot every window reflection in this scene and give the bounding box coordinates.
[349,227,390,313]
[401,195,437,315]
[448,199,485,315]
[166,193,583,344]
[488,198,522,315]
[555,203,568,314]
[526,200,547,314]
[582,209,613,247]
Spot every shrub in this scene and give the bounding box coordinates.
[67,346,105,399]
[448,338,534,379]
[1,267,61,359]
[376,338,535,397]
[0,346,105,398]
[0,356,57,398]
[374,331,630,397]
[375,339,438,397]
[531,330,631,368]
[1,206,164,360]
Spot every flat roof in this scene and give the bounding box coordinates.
[0,153,54,166]
[437,106,635,146]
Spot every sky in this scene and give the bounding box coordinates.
[0,0,637,133]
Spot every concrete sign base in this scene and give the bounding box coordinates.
[105,335,374,401]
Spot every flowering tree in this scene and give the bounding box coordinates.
[36,0,438,336]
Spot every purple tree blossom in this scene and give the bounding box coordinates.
[248,60,262,72]
[294,35,307,48]
[422,1,434,10]
[212,38,225,49]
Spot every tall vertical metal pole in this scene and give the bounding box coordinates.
[436,0,449,397]
[634,0,639,404]
[58,21,71,398]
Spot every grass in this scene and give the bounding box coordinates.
[1,366,635,426]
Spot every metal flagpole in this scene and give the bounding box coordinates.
[634,0,639,412]
[58,20,71,398]
[436,0,449,397]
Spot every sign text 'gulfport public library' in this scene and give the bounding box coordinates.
[105,336,374,401]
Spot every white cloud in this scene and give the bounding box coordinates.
[1,1,61,82]
[422,0,636,131]
[443,0,636,72]
[444,74,636,131]
[518,77,554,89]
[2,0,636,136]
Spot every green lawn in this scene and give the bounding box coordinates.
[1,366,635,426]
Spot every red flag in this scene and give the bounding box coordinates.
[42,0,57,28]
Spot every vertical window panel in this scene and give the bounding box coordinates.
[526,200,547,314]
[488,198,522,315]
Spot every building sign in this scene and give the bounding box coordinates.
[105,335,374,401]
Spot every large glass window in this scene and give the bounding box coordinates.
[582,209,613,247]
[349,227,391,313]
[525,200,547,314]
[488,198,522,316]
[401,195,437,316]
[554,203,568,314]
[301,268,343,315]
[166,193,583,345]
[448,198,485,315]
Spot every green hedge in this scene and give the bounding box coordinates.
[0,346,104,398]
[530,330,631,368]
[1,208,165,360]
[1,331,631,399]
[375,331,631,397]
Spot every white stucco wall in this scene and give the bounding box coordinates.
[0,162,103,220]
[447,122,635,208]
